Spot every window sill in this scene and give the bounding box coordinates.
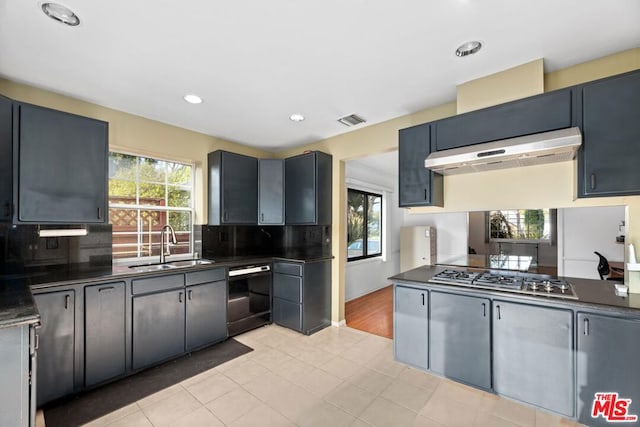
[347,255,384,265]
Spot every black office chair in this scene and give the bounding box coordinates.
[594,251,624,282]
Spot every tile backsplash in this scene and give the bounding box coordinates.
[0,224,112,271]
[202,225,331,258]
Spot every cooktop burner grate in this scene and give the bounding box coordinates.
[429,269,577,299]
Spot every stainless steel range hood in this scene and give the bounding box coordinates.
[424,127,582,175]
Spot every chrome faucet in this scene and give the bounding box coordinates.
[160,224,178,264]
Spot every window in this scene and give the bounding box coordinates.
[347,188,382,261]
[108,152,194,260]
[488,209,554,243]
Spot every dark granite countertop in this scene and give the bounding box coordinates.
[0,251,332,325]
[390,265,640,315]
[1,251,333,291]
[0,279,40,329]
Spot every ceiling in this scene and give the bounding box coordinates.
[1,1,639,152]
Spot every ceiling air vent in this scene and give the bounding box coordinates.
[337,114,366,127]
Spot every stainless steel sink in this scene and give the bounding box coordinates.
[128,263,177,272]
[128,259,214,273]
[167,259,214,268]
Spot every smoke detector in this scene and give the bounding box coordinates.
[337,114,366,127]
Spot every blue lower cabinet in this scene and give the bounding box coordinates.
[394,285,428,370]
[429,291,491,390]
[493,301,574,417]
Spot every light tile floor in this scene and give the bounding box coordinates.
[79,325,586,427]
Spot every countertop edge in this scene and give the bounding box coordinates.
[389,266,640,316]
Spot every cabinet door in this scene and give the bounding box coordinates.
[15,103,107,223]
[577,313,640,427]
[186,281,227,351]
[433,89,573,151]
[258,159,284,225]
[394,286,428,370]
[301,260,331,335]
[284,152,332,225]
[273,297,302,332]
[132,290,185,370]
[33,290,75,406]
[208,151,257,224]
[398,124,443,207]
[0,95,11,222]
[273,273,302,303]
[578,71,640,197]
[84,282,126,387]
[429,292,491,390]
[0,325,29,427]
[493,301,574,417]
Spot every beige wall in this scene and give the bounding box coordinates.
[457,59,544,113]
[2,47,639,321]
[0,79,273,224]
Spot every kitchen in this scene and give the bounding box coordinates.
[2,1,640,426]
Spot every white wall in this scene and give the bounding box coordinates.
[345,159,402,301]
[558,206,625,279]
[345,154,470,301]
[402,210,469,264]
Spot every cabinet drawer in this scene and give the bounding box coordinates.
[273,262,302,276]
[273,297,302,331]
[273,273,302,303]
[132,274,184,295]
[186,268,226,286]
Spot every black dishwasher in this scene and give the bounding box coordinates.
[227,264,272,336]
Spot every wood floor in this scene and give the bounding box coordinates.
[345,285,393,339]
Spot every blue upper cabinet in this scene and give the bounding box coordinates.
[432,88,575,151]
[208,150,258,225]
[0,95,12,222]
[398,123,443,207]
[284,151,332,225]
[13,102,108,224]
[577,69,640,198]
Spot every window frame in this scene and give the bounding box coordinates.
[108,150,195,263]
[487,209,555,244]
[347,188,383,262]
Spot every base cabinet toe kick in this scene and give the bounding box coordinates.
[393,282,640,426]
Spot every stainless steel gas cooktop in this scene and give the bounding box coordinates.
[429,269,578,299]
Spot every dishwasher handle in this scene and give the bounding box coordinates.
[229,265,271,277]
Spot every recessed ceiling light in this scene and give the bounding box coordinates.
[183,94,203,104]
[289,114,305,122]
[455,41,482,57]
[41,3,80,26]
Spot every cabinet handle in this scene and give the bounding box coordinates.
[97,207,102,220]
[584,318,590,336]
[261,213,264,222]
[98,286,114,293]
[4,202,10,218]
[188,290,193,301]
[482,302,486,317]
[421,293,425,306]
[223,211,228,221]
[64,294,70,309]
[179,292,183,303]
[496,305,501,320]
[424,189,427,200]
[590,173,596,190]
[34,333,39,351]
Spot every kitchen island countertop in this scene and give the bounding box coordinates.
[390,265,640,315]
